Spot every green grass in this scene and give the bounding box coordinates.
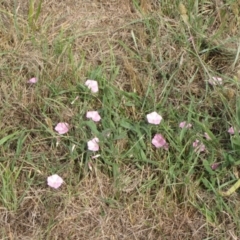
[1,0,240,239]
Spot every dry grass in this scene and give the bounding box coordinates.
[1,0,240,239]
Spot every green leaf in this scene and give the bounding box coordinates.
[120,120,133,130]
[202,160,215,175]
[16,131,28,157]
[84,121,99,136]
[35,0,43,22]
[0,131,19,146]
[231,136,240,152]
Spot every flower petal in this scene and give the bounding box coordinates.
[228,126,235,135]
[85,80,99,93]
[208,76,223,86]
[179,121,192,129]
[47,174,64,189]
[86,111,101,122]
[87,137,99,152]
[27,77,38,83]
[211,162,220,170]
[146,112,162,125]
[192,139,205,153]
[204,132,211,140]
[152,134,168,150]
[55,122,69,134]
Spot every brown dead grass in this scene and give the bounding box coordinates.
[1,0,240,239]
[0,171,209,239]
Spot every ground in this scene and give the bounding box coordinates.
[1,0,240,239]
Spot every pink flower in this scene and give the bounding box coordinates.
[208,77,222,86]
[228,126,235,135]
[47,174,64,189]
[204,132,211,140]
[87,137,99,152]
[146,112,162,125]
[86,111,101,122]
[192,139,206,153]
[179,121,192,129]
[211,162,220,170]
[152,134,169,150]
[27,77,38,83]
[85,80,99,93]
[55,122,69,134]
[188,36,193,42]
[227,126,240,135]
